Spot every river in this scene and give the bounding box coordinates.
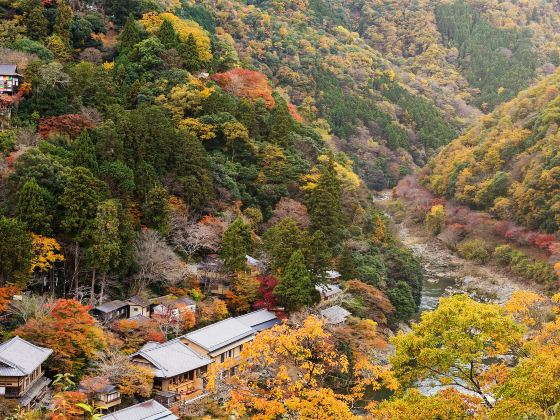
[374,190,541,313]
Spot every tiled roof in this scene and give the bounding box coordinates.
[132,340,212,378]
[182,318,255,352]
[101,399,177,420]
[0,336,52,376]
[320,305,351,324]
[235,309,280,331]
[94,300,128,313]
[315,283,342,298]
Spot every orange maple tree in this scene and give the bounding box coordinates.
[38,114,94,139]
[211,68,275,109]
[14,299,107,375]
[0,286,19,313]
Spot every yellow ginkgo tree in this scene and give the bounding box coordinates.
[30,234,65,273]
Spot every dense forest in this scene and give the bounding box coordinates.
[1,0,560,419]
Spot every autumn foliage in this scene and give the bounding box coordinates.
[211,69,275,109]
[38,114,94,139]
[111,317,165,354]
[14,299,106,374]
[0,286,19,313]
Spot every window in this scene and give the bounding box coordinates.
[106,392,120,402]
[134,307,139,312]
[0,387,5,395]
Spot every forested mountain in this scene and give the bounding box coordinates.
[2,0,560,418]
[425,68,560,233]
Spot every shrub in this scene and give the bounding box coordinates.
[457,238,491,263]
[424,204,445,235]
[493,244,557,285]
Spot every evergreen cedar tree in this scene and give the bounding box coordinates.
[273,249,317,311]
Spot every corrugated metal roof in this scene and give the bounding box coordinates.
[0,336,52,376]
[235,309,280,331]
[182,318,255,352]
[320,305,351,324]
[132,340,212,378]
[326,270,341,279]
[94,300,128,313]
[101,399,178,420]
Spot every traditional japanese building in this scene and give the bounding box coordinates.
[0,336,52,409]
[0,65,22,95]
[130,340,213,407]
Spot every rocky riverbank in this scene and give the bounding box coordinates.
[374,191,542,311]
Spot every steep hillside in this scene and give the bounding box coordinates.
[425,68,560,233]
[188,0,460,189]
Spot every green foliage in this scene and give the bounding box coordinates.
[457,238,491,263]
[16,177,52,235]
[142,186,170,236]
[0,217,32,285]
[73,129,98,174]
[221,217,253,272]
[87,199,122,275]
[493,245,556,285]
[307,156,343,248]
[387,281,417,322]
[383,245,424,306]
[274,249,316,311]
[435,1,539,110]
[119,13,142,50]
[263,217,304,273]
[60,167,105,240]
[375,77,458,149]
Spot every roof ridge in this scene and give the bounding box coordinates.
[235,309,268,318]
[183,316,247,337]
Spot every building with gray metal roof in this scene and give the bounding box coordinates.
[0,336,52,376]
[0,336,53,409]
[320,305,351,325]
[181,317,255,354]
[235,309,280,332]
[131,339,212,379]
[101,399,177,420]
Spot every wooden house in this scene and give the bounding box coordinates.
[0,336,52,409]
[126,295,151,317]
[151,296,196,320]
[130,340,213,407]
[0,65,22,95]
[315,283,343,301]
[79,378,122,411]
[91,300,129,323]
[181,317,255,367]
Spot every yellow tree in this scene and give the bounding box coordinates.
[30,234,65,273]
[390,295,524,407]
[368,388,482,420]
[505,290,548,330]
[207,317,358,419]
